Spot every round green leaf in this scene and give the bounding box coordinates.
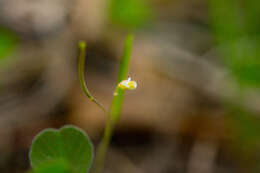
[29,125,94,173]
[32,159,71,173]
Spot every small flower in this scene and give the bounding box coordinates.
[118,77,137,90]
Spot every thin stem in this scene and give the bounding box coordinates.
[91,87,121,173]
[91,35,134,173]
[91,110,114,173]
[78,41,107,114]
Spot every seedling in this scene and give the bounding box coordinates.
[28,35,136,173]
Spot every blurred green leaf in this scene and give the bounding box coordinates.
[0,27,18,60]
[209,0,260,87]
[30,125,93,173]
[31,159,71,173]
[109,0,153,29]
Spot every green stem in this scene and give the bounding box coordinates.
[78,41,107,114]
[91,35,134,173]
[91,87,121,173]
[91,111,114,173]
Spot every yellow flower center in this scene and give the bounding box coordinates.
[118,77,137,90]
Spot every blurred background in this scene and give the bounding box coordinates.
[1,0,260,172]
